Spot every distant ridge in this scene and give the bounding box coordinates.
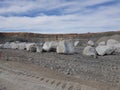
[0,30,120,39]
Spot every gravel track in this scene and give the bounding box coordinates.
[0,47,120,89]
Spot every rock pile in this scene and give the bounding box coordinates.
[0,40,75,54]
[83,38,120,57]
[83,40,97,58]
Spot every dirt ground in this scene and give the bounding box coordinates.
[0,47,120,90]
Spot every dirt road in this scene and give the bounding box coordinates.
[0,60,119,90]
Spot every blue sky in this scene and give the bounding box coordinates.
[0,0,120,33]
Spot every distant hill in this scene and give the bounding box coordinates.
[0,31,120,43]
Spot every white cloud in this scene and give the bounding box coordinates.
[0,0,119,33]
[0,0,115,14]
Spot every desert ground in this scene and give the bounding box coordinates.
[0,47,120,90]
[0,32,120,90]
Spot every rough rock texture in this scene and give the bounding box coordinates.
[25,43,36,51]
[56,40,74,54]
[3,42,11,49]
[83,46,97,57]
[18,42,26,50]
[96,45,114,56]
[10,42,19,49]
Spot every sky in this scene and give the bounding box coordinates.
[0,0,120,34]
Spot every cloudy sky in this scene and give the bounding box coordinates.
[0,0,120,33]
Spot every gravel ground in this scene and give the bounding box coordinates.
[0,47,120,87]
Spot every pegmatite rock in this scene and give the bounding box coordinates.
[96,45,114,56]
[57,40,74,54]
[83,46,97,57]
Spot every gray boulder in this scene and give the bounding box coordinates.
[83,46,97,57]
[96,45,114,56]
[18,42,26,50]
[10,42,19,49]
[57,40,74,54]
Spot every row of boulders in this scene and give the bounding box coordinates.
[0,40,79,54]
[83,39,120,57]
[42,40,75,54]
[0,41,41,52]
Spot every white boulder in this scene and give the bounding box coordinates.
[87,40,94,46]
[96,45,114,56]
[57,40,74,54]
[83,46,97,57]
[18,42,26,50]
[10,42,19,49]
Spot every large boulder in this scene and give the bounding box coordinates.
[83,46,97,57]
[3,42,11,49]
[87,40,94,46]
[56,40,74,54]
[18,42,26,50]
[107,39,119,46]
[42,41,58,52]
[96,45,114,56]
